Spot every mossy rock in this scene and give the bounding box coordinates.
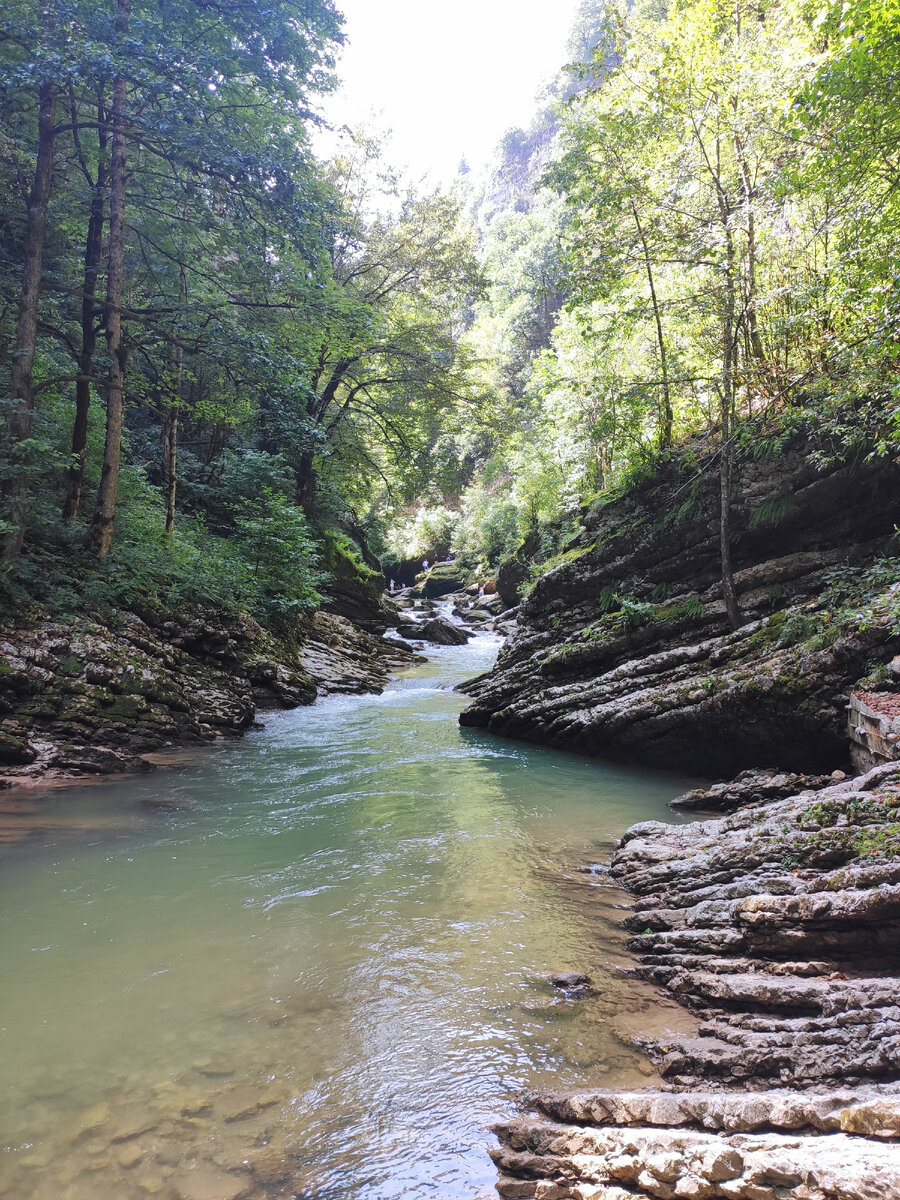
[0,732,36,765]
[320,529,387,630]
[414,562,470,598]
[57,654,85,678]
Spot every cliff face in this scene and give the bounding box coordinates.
[461,439,900,776]
[0,602,417,784]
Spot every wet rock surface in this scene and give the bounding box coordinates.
[492,764,900,1198]
[669,769,841,812]
[492,1091,900,1199]
[0,602,420,786]
[461,444,900,776]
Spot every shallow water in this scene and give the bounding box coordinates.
[0,628,697,1200]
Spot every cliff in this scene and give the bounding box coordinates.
[0,601,417,784]
[461,436,900,776]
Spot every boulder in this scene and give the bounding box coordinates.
[417,617,471,645]
[0,731,36,765]
[414,562,470,599]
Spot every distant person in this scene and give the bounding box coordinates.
[389,579,396,593]
[422,559,429,571]
[478,584,484,597]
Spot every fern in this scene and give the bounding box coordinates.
[749,493,798,530]
[614,597,656,630]
[678,592,704,619]
[597,585,620,612]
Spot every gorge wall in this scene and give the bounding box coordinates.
[0,586,417,785]
[461,437,900,777]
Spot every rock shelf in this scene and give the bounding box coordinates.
[0,606,421,786]
[461,444,900,777]
[492,763,900,1198]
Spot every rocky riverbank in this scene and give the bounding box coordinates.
[461,437,900,776]
[0,601,422,786]
[0,580,512,786]
[491,762,900,1198]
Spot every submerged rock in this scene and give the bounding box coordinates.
[549,971,593,994]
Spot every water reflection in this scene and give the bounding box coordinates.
[0,633,697,1199]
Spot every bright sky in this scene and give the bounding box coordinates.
[313,0,584,183]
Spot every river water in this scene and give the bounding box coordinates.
[0,627,696,1200]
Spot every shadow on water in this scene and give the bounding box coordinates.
[0,629,700,1200]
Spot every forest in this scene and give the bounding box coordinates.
[1,0,898,630]
[4,5,900,1198]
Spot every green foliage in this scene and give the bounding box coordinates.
[613,597,656,631]
[777,612,820,648]
[5,0,900,638]
[852,824,900,860]
[386,504,459,563]
[678,593,705,620]
[748,494,799,531]
[801,800,841,828]
[320,530,379,582]
[597,585,620,613]
[231,490,326,623]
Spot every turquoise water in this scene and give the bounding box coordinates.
[0,631,695,1200]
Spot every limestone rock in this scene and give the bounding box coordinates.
[493,764,900,1199]
[0,600,419,783]
[461,444,900,775]
[417,616,471,645]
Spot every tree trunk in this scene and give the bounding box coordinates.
[62,137,108,523]
[161,384,178,536]
[90,0,130,559]
[720,227,741,630]
[295,443,317,515]
[3,83,56,558]
[162,263,185,536]
[631,200,672,448]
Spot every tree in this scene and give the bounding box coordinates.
[2,81,57,558]
[293,137,486,515]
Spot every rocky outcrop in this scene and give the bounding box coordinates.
[461,441,900,776]
[609,762,900,1087]
[319,529,394,633]
[492,1086,900,1199]
[0,602,420,784]
[414,561,470,598]
[669,768,841,813]
[492,764,900,1198]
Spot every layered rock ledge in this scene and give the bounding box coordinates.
[492,1086,900,1199]
[461,442,900,776]
[492,764,900,1198]
[0,604,419,784]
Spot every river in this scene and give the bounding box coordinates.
[0,625,697,1200]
